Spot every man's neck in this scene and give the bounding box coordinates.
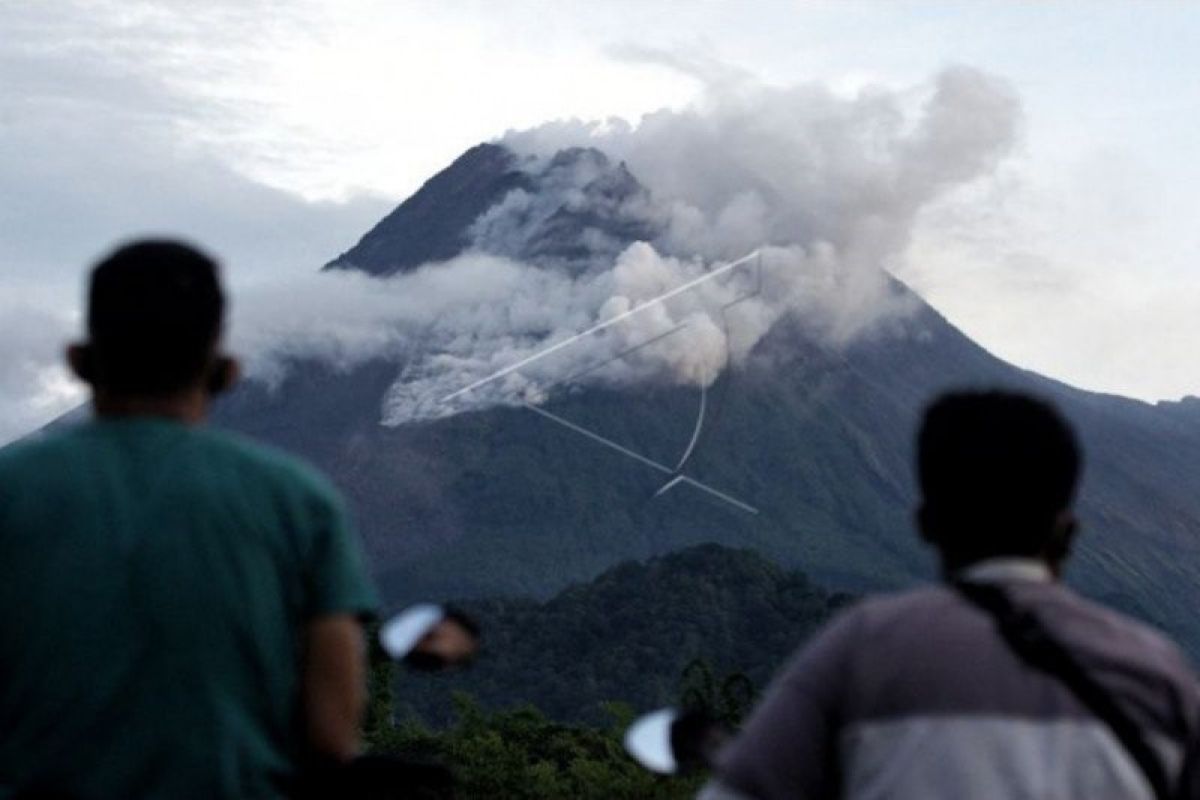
[92,390,208,424]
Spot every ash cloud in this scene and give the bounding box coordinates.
[239,66,1020,426]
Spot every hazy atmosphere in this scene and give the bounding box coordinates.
[2,1,1198,443]
[5,6,1200,798]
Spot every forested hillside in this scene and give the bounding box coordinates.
[364,544,849,798]
[390,544,852,726]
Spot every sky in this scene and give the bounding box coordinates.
[1,1,1198,443]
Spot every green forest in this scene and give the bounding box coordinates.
[363,544,851,798]
[393,543,852,725]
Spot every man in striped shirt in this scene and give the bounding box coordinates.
[700,390,1200,800]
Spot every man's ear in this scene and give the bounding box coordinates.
[1045,511,1077,569]
[206,355,240,396]
[67,343,95,385]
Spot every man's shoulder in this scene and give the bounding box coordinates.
[775,586,956,675]
[190,426,341,503]
[843,581,1198,694]
[845,583,1192,665]
[835,585,957,630]
[1039,584,1198,685]
[0,425,86,476]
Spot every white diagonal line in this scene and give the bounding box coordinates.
[522,402,759,515]
[679,477,760,515]
[652,475,688,496]
[673,382,707,472]
[522,402,672,475]
[539,321,690,394]
[442,249,761,403]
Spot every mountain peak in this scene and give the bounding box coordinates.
[547,146,610,170]
[325,142,659,277]
[324,143,532,276]
[1157,395,1200,423]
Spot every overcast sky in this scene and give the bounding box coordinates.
[1,1,1197,442]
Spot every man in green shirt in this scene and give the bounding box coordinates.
[0,240,378,799]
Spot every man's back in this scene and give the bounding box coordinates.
[708,570,1200,799]
[0,418,376,799]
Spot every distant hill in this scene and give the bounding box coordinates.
[210,142,1200,656]
[393,544,852,726]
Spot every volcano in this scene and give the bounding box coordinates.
[211,143,1200,655]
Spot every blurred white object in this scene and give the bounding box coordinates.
[624,708,680,774]
[379,603,445,660]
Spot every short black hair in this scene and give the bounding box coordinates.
[917,390,1082,561]
[86,239,225,396]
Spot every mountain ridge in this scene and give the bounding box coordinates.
[203,141,1200,653]
[396,542,851,725]
[324,143,531,275]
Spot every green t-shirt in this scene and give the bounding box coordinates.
[0,417,378,799]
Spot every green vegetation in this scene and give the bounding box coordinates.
[360,545,851,797]
[368,695,703,799]
[392,543,853,726]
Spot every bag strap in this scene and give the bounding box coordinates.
[955,581,1174,800]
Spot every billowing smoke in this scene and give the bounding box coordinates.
[232,65,1020,426]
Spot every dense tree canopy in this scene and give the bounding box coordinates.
[361,544,853,797]
[392,543,852,726]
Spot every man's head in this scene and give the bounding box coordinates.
[916,390,1082,572]
[68,240,237,412]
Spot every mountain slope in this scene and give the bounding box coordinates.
[212,142,1200,655]
[324,143,532,275]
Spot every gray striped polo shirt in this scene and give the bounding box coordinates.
[700,560,1200,800]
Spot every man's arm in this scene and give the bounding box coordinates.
[303,613,368,761]
[297,477,379,761]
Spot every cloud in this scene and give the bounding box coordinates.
[0,1,389,443]
[0,111,389,288]
[506,65,1019,257]
[225,65,1020,426]
[604,41,756,92]
[0,304,83,445]
[903,151,1200,402]
[0,113,388,442]
[0,0,389,285]
[0,18,1020,440]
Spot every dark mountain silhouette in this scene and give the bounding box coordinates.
[323,144,658,275]
[324,143,532,275]
[396,543,852,725]
[212,143,1200,655]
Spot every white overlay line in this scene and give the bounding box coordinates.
[522,401,759,515]
[441,249,761,403]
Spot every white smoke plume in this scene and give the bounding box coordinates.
[231,65,1020,426]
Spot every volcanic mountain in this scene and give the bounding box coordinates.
[212,143,1200,654]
